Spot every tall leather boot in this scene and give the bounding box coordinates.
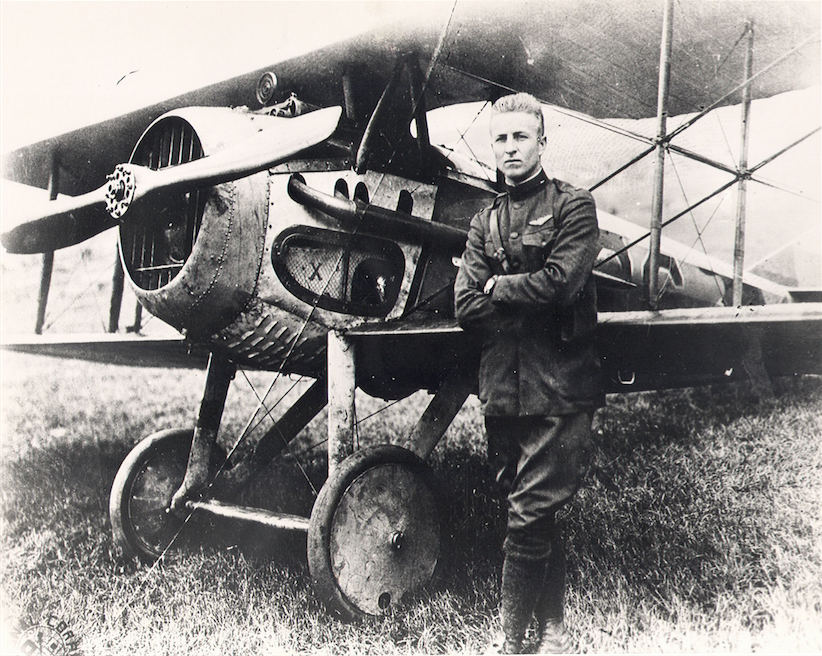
[492,555,547,654]
[533,529,573,653]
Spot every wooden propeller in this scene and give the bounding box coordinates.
[2,106,342,254]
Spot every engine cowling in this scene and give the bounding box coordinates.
[119,108,269,337]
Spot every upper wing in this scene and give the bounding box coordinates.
[4,0,818,197]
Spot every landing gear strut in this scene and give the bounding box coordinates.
[109,330,469,619]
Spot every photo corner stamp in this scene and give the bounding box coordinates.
[10,612,82,656]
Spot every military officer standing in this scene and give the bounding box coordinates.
[454,92,604,654]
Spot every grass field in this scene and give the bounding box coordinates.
[1,236,820,653]
[1,346,820,654]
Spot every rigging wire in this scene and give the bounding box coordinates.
[595,178,739,270]
[357,397,406,425]
[552,40,657,116]
[749,127,821,178]
[750,175,821,204]
[441,62,779,193]
[114,189,371,623]
[449,100,494,181]
[82,253,108,332]
[712,25,751,84]
[443,64,656,148]
[667,152,732,303]
[232,372,303,441]
[42,256,111,333]
[203,1,462,505]
[668,152,724,263]
[440,20,818,208]
[285,396,409,462]
[229,0,462,494]
[589,145,655,192]
[595,119,819,273]
[711,107,737,165]
[666,32,820,143]
[101,2,820,624]
[671,0,745,101]
[110,251,357,621]
[234,370,319,496]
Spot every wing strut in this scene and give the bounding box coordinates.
[648,0,675,309]
[35,151,60,334]
[732,23,755,307]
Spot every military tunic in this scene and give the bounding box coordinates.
[454,170,604,416]
[454,170,604,561]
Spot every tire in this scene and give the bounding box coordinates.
[109,428,193,562]
[307,444,443,621]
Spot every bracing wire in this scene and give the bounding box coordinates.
[710,108,737,166]
[237,372,303,440]
[199,3,464,505]
[41,255,112,332]
[668,152,724,261]
[235,370,319,496]
[595,123,819,272]
[106,2,819,622]
[666,32,820,143]
[111,184,369,621]
[450,100,495,181]
[285,396,407,461]
[595,177,739,270]
[667,152,732,302]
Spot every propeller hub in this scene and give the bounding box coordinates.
[105,164,137,220]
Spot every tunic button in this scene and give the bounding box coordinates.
[510,231,519,239]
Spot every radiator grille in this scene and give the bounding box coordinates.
[120,117,206,290]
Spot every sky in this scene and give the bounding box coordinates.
[0,1,442,150]
[1,1,819,285]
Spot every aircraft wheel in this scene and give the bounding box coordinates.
[109,428,193,562]
[307,444,443,622]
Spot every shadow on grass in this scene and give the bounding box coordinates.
[570,378,822,623]
[0,437,315,575]
[2,377,819,642]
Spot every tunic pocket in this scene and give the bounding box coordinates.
[522,225,556,269]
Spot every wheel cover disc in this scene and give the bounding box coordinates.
[329,463,440,615]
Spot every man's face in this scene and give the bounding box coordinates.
[490,110,546,185]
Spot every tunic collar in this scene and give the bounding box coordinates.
[505,169,550,202]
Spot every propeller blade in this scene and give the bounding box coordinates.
[2,106,343,255]
[139,106,344,195]
[1,186,114,254]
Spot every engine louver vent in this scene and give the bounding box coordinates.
[120,117,206,291]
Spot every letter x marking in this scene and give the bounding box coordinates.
[309,260,323,282]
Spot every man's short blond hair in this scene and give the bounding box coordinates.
[491,93,545,137]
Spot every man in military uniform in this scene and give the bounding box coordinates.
[454,93,604,654]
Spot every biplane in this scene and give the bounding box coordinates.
[2,0,820,622]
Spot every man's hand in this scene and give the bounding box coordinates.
[484,275,499,295]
